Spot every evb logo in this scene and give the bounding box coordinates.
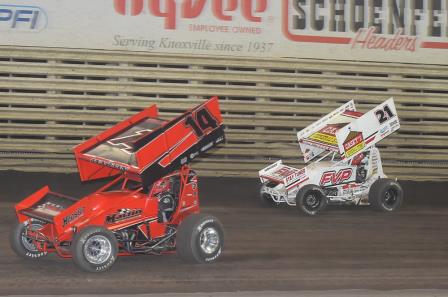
[320,168,353,186]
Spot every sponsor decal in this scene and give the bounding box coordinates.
[91,158,129,171]
[320,168,353,186]
[320,125,340,135]
[379,125,389,133]
[341,183,359,195]
[309,124,343,146]
[343,131,365,158]
[108,129,153,154]
[352,26,416,52]
[215,135,224,144]
[106,208,143,224]
[35,201,65,217]
[63,207,84,227]
[309,131,337,146]
[389,118,400,131]
[113,0,268,30]
[37,201,64,210]
[272,166,305,184]
[200,141,214,152]
[283,0,448,50]
[379,125,390,138]
[0,4,47,32]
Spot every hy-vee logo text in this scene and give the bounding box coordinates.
[114,0,268,29]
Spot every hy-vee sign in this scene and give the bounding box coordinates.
[1,0,447,64]
[114,0,268,29]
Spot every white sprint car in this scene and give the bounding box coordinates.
[259,98,403,216]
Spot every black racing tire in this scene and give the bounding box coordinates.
[296,184,328,216]
[71,226,118,273]
[9,220,48,259]
[259,183,278,208]
[177,214,224,264]
[369,178,403,212]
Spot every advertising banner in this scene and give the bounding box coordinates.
[0,0,447,64]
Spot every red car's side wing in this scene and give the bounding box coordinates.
[137,97,225,187]
[73,105,159,182]
[73,97,225,184]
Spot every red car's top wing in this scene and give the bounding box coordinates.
[74,97,225,184]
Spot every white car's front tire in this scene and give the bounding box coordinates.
[369,178,403,212]
[296,184,327,216]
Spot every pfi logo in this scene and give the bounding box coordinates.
[320,168,353,186]
[0,4,47,32]
[113,0,268,30]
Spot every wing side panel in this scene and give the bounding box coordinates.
[73,105,159,181]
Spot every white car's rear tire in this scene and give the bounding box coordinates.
[259,183,278,207]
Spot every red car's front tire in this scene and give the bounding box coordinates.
[176,214,224,264]
[71,226,118,273]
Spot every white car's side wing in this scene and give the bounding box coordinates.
[335,97,399,160]
[297,100,356,142]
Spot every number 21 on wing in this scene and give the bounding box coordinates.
[375,104,394,124]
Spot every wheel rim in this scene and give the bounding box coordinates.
[382,188,398,208]
[199,227,220,254]
[21,222,43,252]
[83,235,112,265]
[304,192,320,211]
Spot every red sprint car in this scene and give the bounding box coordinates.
[10,97,225,272]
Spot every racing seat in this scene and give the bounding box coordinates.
[158,193,176,223]
[157,176,180,223]
[352,153,368,183]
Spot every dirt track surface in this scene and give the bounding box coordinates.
[0,171,447,295]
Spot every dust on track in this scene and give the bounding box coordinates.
[0,171,447,295]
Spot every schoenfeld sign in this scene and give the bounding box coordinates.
[0,0,447,64]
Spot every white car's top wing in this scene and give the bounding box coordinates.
[297,100,358,162]
[335,97,400,160]
[297,98,399,163]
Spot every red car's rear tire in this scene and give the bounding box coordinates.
[10,220,48,259]
[176,214,224,264]
[71,226,118,273]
